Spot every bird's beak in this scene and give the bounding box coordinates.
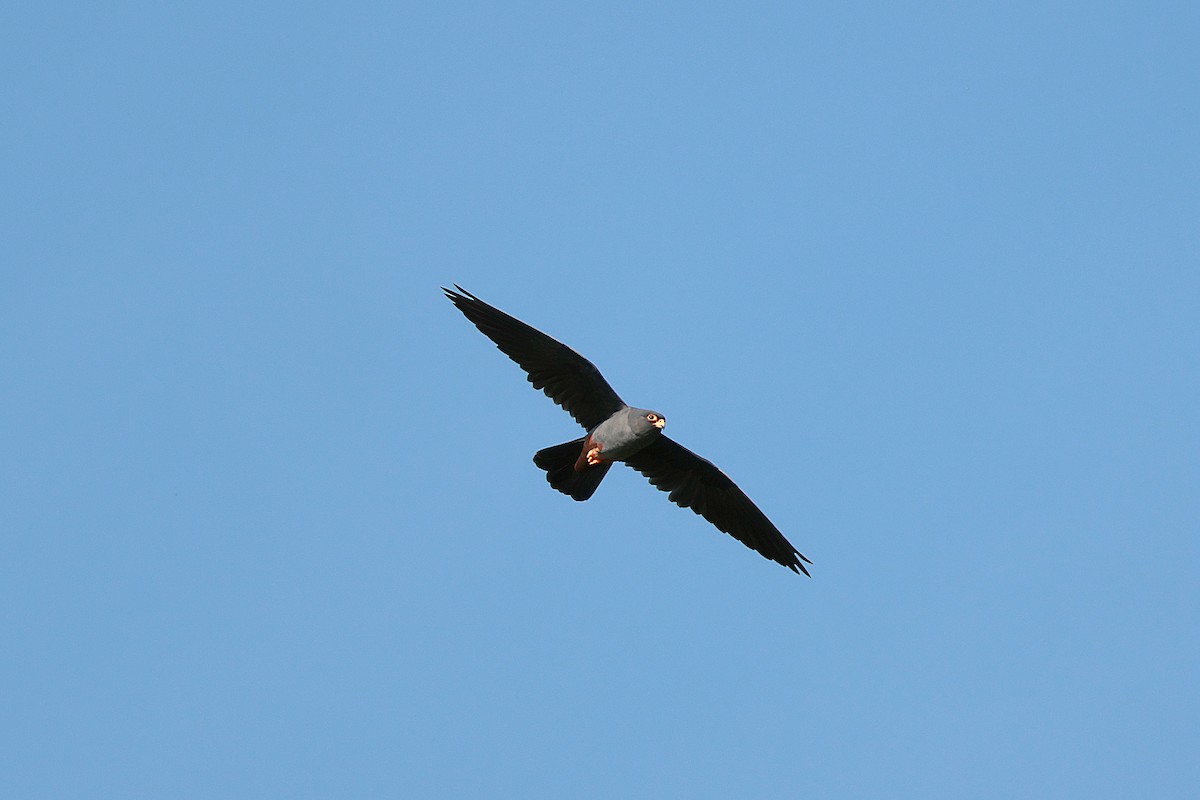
[654,417,666,429]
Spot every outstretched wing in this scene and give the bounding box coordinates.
[443,285,625,430]
[625,436,812,575]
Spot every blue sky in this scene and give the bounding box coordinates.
[3,2,1197,797]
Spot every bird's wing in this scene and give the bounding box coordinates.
[444,285,626,431]
[624,436,812,575]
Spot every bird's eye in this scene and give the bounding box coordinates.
[647,413,658,422]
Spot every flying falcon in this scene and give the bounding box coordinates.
[443,285,812,575]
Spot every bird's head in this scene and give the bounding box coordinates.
[632,409,666,433]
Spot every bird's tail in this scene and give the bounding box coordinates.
[533,437,611,501]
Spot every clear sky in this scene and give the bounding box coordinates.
[3,2,1197,798]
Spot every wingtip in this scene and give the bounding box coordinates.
[442,284,481,305]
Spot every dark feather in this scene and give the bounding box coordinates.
[624,436,812,575]
[532,437,611,501]
[443,286,625,431]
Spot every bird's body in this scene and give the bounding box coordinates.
[443,285,812,575]
[531,405,665,502]
[583,405,666,464]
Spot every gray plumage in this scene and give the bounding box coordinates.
[589,406,665,460]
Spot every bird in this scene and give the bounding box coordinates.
[443,285,812,575]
